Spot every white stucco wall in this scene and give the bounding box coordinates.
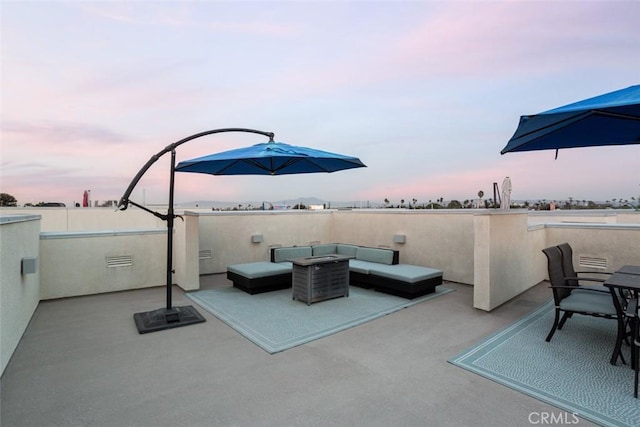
[196,210,334,274]
[1,215,41,376]
[330,210,476,284]
[473,211,547,311]
[39,229,168,299]
[174,213,200,291]
[545,223,640,271]
[0,207,166,232]
[3,207,639,314]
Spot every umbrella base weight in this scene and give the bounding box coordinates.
[133,305,205,334]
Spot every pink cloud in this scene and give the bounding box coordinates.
[390,2,638,78]
[79,2,299,36]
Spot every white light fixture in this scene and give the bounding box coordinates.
[393,234,406,244]
[21,257,38,275]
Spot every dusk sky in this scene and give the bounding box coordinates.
[2,1,639,207]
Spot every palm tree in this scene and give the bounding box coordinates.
[384,198,390,207]
[477,190,484,208]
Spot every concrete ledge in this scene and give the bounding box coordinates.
[542,222,640,230]
[40,229,166,239]
[0,214,41,224]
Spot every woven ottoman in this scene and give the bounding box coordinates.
[366,264,443,299]
[227,262,292,294]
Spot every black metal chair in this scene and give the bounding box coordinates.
[542,246,621,343]
[625,297,639,398]
[557,242,612,291]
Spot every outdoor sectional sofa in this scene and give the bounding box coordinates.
[226,243,443,299]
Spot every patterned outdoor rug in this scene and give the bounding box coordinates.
[187,285,453,353]
[449,300,639,427]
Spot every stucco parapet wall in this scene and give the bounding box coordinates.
[528,209,631,218]
[185,209,335,217]
[469,209,528,216]
[541,222,640,231]
[40,228,166,239]
[0,214,41,224]
[334,209,496,215]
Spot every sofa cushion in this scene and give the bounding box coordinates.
[273,246,312,263]
[367,264,443,283]
[348,259,374,274]
[312,244,338,256]
[227,262,291,279]
[356,247,395,265]
[336,244,359,257]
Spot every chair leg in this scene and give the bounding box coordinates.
[632,309,639,397]
[634,335,639,398]
[558,312,571,330]
[546,309,561,342]
[634,369,638,398]
[611,314,628,365]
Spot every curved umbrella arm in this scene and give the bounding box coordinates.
[117,128,274,211]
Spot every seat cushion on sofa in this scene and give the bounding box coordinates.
[273,246,312,263]
[312,244,338,256]
[336,244,359,257]
[367,264,443,283]
[348,259,373,274]
[356,247,395,265]
[227,262,291,279]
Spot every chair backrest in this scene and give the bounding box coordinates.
[557,243,578,287]
[542,246,572,303]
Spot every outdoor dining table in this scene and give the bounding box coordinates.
[616,265,640,276]
[604,266,640,365]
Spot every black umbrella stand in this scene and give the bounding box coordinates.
[118,128,275,334]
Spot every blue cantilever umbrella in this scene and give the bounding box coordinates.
[501,85,640,157]
[175,141,366,176]
[118,128,365,334]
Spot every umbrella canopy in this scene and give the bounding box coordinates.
[501,85,640,155]
[175,141,366,176]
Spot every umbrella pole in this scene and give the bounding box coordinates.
[131,148,206,333]
[166,149,176,310]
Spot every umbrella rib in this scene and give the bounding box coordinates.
[515,110,640,151]
[518,110,639,140]
[594,110,640,121]
[278,157,332,173]
[212,159,272,175]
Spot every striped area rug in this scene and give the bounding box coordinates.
[449,300,639,427]
[187,285,453,354]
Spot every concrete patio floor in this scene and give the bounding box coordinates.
[0,276,598,427]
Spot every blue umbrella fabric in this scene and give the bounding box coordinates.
[175,141,366,176]
[501,85,640,156]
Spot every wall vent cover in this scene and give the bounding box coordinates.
[199,250,213,260]
[106,255,133,268]
[578,256,608,270]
